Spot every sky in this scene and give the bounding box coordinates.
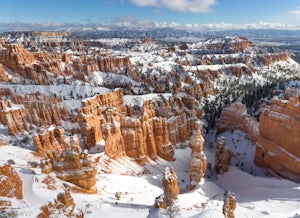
[1,0,300,30]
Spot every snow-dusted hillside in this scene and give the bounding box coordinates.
[0,33,299,218]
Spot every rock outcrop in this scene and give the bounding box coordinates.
[154,96,199,144]
[215,136,232,174]
[217,100,259,141]
[155,167,179,209]
[78,90,175,164]
[0,42,132,85]
[254,94,300,181]
[153,117,174,161]
[223,191,236,218]
[33,125,75,156]
[0,99,30,135]
[0,64,9,82]
[216,91,300,182]
[0,91,70,135]
[40,142,96,193]
[0,164,23,199]
[38,189,83,218]
[121,117,150,164]
[189,121,207,190]
[78,89,124,150]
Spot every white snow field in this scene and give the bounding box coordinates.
[1,135,300,218]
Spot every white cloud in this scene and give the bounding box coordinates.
[129,0,217,13]
[0,19,299,32]
[163,21,298,30]
[289,6,300,15]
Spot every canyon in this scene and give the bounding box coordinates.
[0,31,299,217]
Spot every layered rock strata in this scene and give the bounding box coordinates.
[217,92,300,182]
[255,94,300,181]
[0,43,132,84]
[40,142,96,193]
[0,93,70,135]
[78,90,175,164]
[189,121,207,190]
[217,100,259,141]
[0,99,30,135]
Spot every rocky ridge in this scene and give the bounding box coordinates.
[217,100,259,141]
[255,92,300,181]
[217,89,300,182]
[78,89,195,164]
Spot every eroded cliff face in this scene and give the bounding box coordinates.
[217,100,259,141]
[189,121,206,190]
[0,90,70,135]
[217,92,300,182]
[0,99,30,135]
[78,89,175,164]
[0,43,132,85]
[0,64,9,82]
[255,94,300,181]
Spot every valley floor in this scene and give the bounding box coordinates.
[1,129,300,218]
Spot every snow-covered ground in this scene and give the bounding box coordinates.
[1,137,300,218]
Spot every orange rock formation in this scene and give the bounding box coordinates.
[0,90,70,135]
[0,64,9,82]
[0,164,23,199]
[0,43,132,84]
[215,136,232,174]
[40,140,96,193]
[33,125,74,156]
[155,167,179,208]
[78,90,175,164]
[189,121,207,190]
[0,99,30,135]
[216,92,300,182]
[217,100,259,141]
[255,94,300,181]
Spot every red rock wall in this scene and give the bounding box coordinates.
[0,94,70,135]
[0,43,132,84]
[78,90,175,164]
[255,95,300,181]
[217,100,259,141]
